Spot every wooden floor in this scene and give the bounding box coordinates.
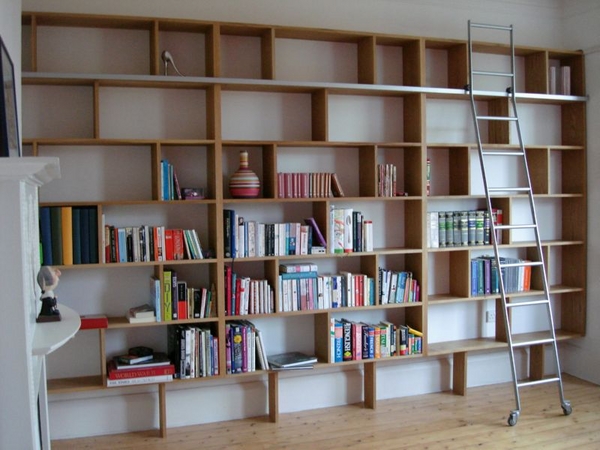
[53,374,600,450]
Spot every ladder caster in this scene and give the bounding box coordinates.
[506,87,512,94]
[464,83,470,92]
[561,401,572,416]
[507,410,519,426]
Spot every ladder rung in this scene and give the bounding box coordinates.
[470,22,513,31]
[477,115,518,122]
[500,261,543,269]
[506,299,550,308]
[488,187,531,193]
[472,70,514,78]
[482,150,525,157]
[517,377,560,389]
[512,338,554,348]
[494,224,536,230]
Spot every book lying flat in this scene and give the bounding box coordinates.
[107,374,173,387]
[267,351,318,368]
[270,365,314,371]
[114,352,171,369]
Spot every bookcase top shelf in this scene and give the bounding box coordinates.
[22,72,588,103]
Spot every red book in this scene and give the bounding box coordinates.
[173,229,185,260]
[79,314,108,330]
[107,360,175,380]
[164,229,174,260]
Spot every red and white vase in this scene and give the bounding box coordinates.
[229,150,260,198]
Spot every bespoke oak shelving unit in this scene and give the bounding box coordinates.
[21,11,587,437]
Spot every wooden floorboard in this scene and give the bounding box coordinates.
[52,374,600,449]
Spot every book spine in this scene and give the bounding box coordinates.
[342,320,352,361]
[60,206,73,265]
[108,365,175,380]
[50,206,63,265]
[163,270,172,321]
[39,207,53,266]
[107,374,173,386]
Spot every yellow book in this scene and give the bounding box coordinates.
[408,326,424,337]
[61,206,73,265]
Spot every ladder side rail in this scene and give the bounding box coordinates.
[468,20,521,414]
[508,73,568,411]
[507,41,568,406]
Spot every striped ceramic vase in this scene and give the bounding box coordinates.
[229,150,260,198]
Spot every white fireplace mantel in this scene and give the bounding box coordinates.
[0,157,71,450]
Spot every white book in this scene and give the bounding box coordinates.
[107,374,173,387]
[364,220,374,252]
[548,66,557,95]
[343,208,353,253]
[257,223,265,257]
[430,211,439,248]
[561,66,571,95]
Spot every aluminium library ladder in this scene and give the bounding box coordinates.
[466,20,572,426]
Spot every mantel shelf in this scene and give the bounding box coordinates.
[32,304,80,356]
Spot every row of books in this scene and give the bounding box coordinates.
[160,159,182,201]
[331,319,423,362]
[470,256,532,296]
[107,348,174,387]
[225,265,274,316]
[161,271,214,322]
[224,210,327,258]
[276,172,344,198]
[279,262,375,311]
[167,325,219,379]
[377,163,397,197]
[103,225,204,263]
[39,206,99,266]
[225,320,269,374]
[427,209,503,249]
[378,268,421,304]
[330,207,374,253]
[279,270,376,312]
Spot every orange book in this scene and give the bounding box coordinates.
[61,206,73,265]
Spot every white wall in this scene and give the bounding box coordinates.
[22,0,565,46]
[20,0,598,439]
[560,0,600,385]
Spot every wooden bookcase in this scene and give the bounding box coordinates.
[21,11,587,436]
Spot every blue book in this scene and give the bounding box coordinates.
[334,321,343,363]
[280,271,318,280]
[118,228,127,263]
[49,207,63,265]
[161,160,170,200]
[39,207,53,266]
[396,271,407,303]
[471,259,479,296]
[88,207,98,263]
[72,207,82,264]
[80,208,90,264]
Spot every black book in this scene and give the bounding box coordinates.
[267,351,317,368]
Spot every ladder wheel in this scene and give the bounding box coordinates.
[562,401,572,416]
[506,87,512,94]
[507,411,519,426]
[464,84,470,92]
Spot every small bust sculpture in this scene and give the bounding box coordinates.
[36,266,62,322]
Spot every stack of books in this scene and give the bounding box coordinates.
[267,351,317,371]
[107,347,174,387]
[126,303,156,323]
